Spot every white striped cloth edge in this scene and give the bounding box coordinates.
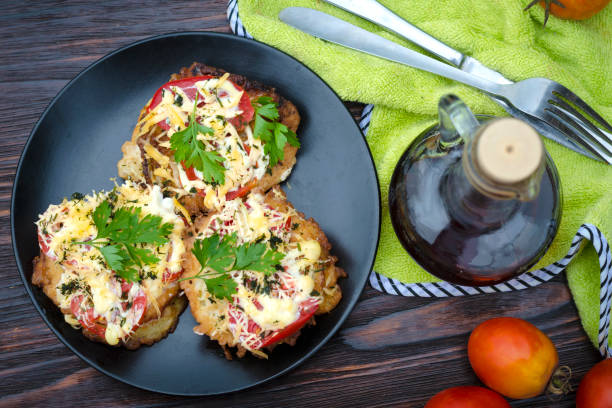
[225,0,612,358]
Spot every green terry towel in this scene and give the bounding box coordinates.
[235,0,612,350]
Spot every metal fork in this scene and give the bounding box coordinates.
[281,6,612,164]
[480,77,612,164]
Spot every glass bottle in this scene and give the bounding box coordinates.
[389,95,562,286]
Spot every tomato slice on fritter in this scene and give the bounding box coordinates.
[259,298,319,348]
[70,295,106,339]
[147,75,254,131]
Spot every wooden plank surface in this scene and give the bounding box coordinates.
[0,1,602,406]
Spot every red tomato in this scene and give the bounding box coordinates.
[148,76,212,131]
[37,232,50,254]
[128,288,147,331]
[120,279,133,294]
[180,161,198,181]
[147,75,254,132]
[576,358,612,408]
[284,216,292,231]
[227,90,255,131]
[225,178,258,201]
[468,317,558,399]
[425,386,510,408]
[70,295,106,339]
[537,0,610,20]
[228,297,319,350]
[162,268,183,283]
[259,297,319,348]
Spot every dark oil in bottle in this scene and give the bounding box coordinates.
[389,129,562,286]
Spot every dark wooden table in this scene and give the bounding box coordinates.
[0,1,602,406]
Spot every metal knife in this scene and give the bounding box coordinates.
[279,6,596,160]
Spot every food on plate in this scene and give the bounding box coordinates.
[117,62,301,216]
[467,317,559,399]
[425,386,510,408]
[180,186,346,358]
[32,182,187,349]
[576,358,612,408]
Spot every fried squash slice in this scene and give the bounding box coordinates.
[32,182,187,349]
[118,62,301,216]
[180,186,346,359]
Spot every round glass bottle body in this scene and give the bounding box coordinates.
[389,117,562,286]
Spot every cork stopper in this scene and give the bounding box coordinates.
[476,118,543,184]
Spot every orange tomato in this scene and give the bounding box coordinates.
[467,317,558,399]
[576,359,612,408]
[425,386,510,408]
[538,0,610,20]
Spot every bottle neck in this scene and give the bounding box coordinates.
[442,159,519,231]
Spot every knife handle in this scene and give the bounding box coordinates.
[323,0,465,66]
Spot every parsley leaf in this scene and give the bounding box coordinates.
[192,233,236,275]
[92,200,112,236]
[234,241,284,274]
[98,244,125,271]
[253,96,279,120]
[74,200,175,283]
[170,92,226,185]
[203,275,238,302]
[182,233,285,301]
[252,97,300,168]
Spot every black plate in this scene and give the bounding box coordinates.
[11,32,380,395]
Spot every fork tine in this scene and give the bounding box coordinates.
[545,107,612,164]
[542,109,606,161]
[552,86,612,132]
[550,96,612,152]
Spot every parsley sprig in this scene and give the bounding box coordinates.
[170,93,226,185]
[182,232,285,301]
[74,200,174,283]
[252,97,300,168]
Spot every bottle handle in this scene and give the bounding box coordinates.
[438,94,480,145]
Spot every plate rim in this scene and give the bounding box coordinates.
[11,30,381,396]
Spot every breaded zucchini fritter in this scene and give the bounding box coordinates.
[118,62,301,216]
[32,182,187,349]
[180,186,345,358]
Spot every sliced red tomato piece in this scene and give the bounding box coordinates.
[284,216,292,231]
[148,75,254,132]
[180,161,198,181]
[226,178,258,201]
[228,89,255,132]
[37,232,50,254]
[70,295,106,339]
[259,298,319,349]
[163,268,183,283]
[125,288,147,333]
[120,279,133,294]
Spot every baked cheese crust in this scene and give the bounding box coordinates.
[32,182,187,349]
[180,186,345,358]
[118,62,300,216]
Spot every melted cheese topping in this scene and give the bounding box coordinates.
[35,181,186,345]
[142,77,273,211]
[194,193,322,351]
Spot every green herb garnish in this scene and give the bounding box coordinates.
[181,233,285,301]
[170,93,226,185]
[252,97,300,168]
[59,279,81,296]
[74,200,174,283]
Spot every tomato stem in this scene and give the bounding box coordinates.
[546,365,573,400]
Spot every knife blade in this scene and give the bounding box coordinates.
[279,7,597,160]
